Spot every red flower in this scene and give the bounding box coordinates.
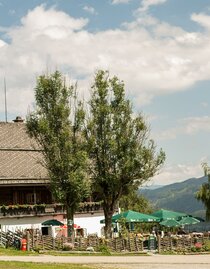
[195,242,202,249]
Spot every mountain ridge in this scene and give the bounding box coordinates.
[139,176,207,218]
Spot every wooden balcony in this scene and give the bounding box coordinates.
[0,202,103,218]
[0,203,64,218]
[77,201,103,215]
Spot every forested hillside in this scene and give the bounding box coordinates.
[140,176,207,218]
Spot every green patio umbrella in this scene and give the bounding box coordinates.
[179,216,200,225]
[160,219,181,228]
[100,210,159,224]
[151,209,187,221]
[42,219,64,226]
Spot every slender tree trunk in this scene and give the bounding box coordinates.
[103,202,115,239]
[66,205,74,242]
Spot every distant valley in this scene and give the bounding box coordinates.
[139,176,208,219]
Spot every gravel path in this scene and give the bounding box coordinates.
[0,254,209,269]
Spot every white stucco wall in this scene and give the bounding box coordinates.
[0,214,105,237]
[74,215,105,237]
[0,215,64,233]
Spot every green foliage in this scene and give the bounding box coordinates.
[196,184,210,219]
[117,217,129,238]
[86,70,165,237]
[26,71,90,233]
[196,163,210,220]
[204,239,210,251]
[96,244,111,255]
[120,189,153,214]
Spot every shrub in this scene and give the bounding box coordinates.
[97,244,111,255]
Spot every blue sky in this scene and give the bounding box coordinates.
[0,0,210,185]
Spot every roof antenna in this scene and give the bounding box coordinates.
[4,78,8,122]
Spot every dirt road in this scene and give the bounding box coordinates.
[0,254,209,269]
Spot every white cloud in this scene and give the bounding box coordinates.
[191,13,210,30]
[184,116,210,135]
[137,0,167,13]
[112,0,130,4]
[155,116,210,140]
[16,5,88,39]
[150,162,204,185]
[83,5,97,15]
[0,39,6,48]
[0,6,210,117]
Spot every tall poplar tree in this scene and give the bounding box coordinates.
[86,70,165,238]
[26,71,89,237]
[196,163,210,220]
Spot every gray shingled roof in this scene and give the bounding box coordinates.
[0,122,37,149]
[0,122,48,185]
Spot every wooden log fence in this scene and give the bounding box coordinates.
[159,234,208,252]
[0,230,23,249]
[0,230,209,253]
[0,230,7,247]
[29,234,145,252]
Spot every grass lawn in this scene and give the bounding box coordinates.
[0,261,98,269]
[0,248,38,256]
[0,246,147,256]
